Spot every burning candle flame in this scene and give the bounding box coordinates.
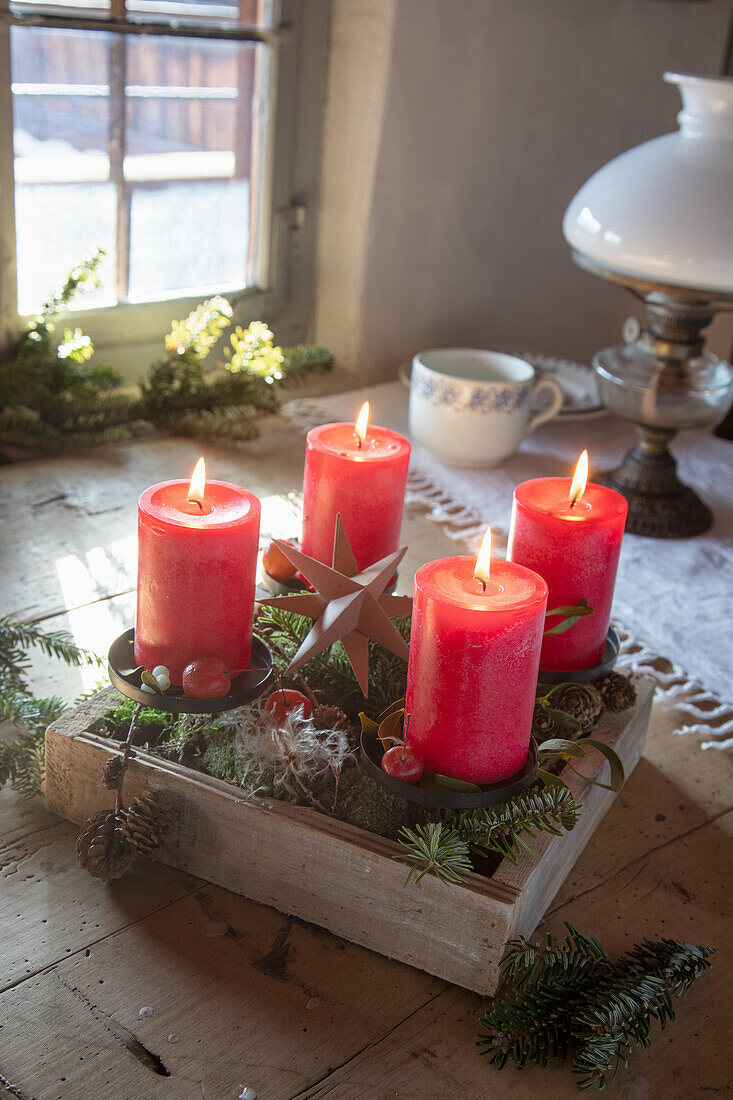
[188,457,206,507]
[474,527,492,588]
[354,401,370,447]
[569,450,589,507]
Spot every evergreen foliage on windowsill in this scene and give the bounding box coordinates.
[0,251,333,457]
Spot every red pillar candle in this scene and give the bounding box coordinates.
[301,402,411,570]
[405,534,548,785]
[507,453,628,671]
[134,459,261,684]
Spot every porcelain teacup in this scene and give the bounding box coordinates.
[405,348,563,467]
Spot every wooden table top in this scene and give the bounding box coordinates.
[1,425,731,1100]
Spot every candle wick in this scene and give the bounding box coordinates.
[189,498,203,512]
[475,577,486,592]
[569,498,576,509]
[354,434,362,450]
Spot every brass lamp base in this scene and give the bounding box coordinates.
[597,426,712,539]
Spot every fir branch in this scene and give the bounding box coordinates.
[396,786,582,886]
[476,922,713,1090]
[0,617,100,668]
[0,615,100,796]
[500,924,609,984]
[571,937,714,1089]
[0,727,47,799]
[458,786,581,865]
[397,822,473,885]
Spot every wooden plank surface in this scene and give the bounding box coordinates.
[2,430,732,1099]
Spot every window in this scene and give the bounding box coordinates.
[0,0,327,362]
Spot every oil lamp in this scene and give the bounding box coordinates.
[563,72,733,537]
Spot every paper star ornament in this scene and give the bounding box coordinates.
[258,516,412,696]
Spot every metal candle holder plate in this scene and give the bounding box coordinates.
[360,730,539,810]
[108,629,274,714]
[539,625,620,685]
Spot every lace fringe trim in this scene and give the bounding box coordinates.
[284,397,733,748]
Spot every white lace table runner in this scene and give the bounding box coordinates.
[284,381,733,747]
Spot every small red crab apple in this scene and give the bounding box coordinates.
[263,689,313,726]
[181,658,231,698]
[381,743,424,784]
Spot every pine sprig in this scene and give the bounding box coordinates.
[396,786,582,885]
[0,727,47,797]
[500,924,609,984]
[397,822,473,885]
[572,938,714,1088]
[458,786,581,865]
[476,922,713,1090]
[0,616,100,798]
[0,617,99,671]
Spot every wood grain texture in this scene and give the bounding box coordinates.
[0,884,445,1100]
[44,678,653,996]
[0,811,201,995]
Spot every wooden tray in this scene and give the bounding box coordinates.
[44,676,653,996]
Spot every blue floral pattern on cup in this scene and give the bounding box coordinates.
[412,366,531,414]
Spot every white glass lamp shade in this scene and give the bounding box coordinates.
[563,73,733,295]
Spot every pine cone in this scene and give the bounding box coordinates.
[313,703,349,730]
[532,702,562,739]
[119,791,169,857]
[548,682,603,731]
[101,754,125,790]
[597,672,637,713]
[77,809,135,879]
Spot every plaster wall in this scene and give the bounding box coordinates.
[315,0,733,381]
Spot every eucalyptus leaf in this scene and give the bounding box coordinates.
[543,615,582,636]
[536,767,572,792]
[538,737,586,758]
[431,773,482,792]
[575,737,625,792]
[543,598,595,636]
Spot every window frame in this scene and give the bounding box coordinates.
[0,0,329,374]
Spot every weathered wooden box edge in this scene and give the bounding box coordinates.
[44,676,653,996]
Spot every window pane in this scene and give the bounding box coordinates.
[10,0,268,24]
[10,23,268,313]
[11,26,117,313]
[124,34,261,302]
[129,180,249,299]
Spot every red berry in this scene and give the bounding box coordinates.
[381,744,424,784]
[182,658,231,698]
[264,689,314,726]
[262,541,297,582]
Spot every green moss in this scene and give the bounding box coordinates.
[333,767,433,840]
[200,727,246,785]
[104,696,174,744]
